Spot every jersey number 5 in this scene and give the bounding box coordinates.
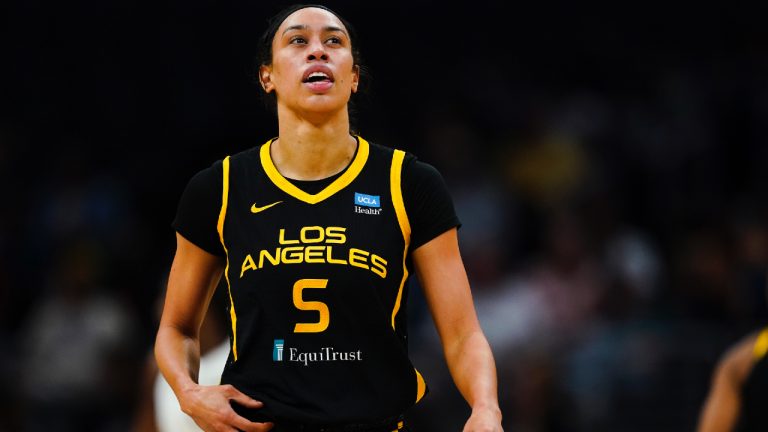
[292,279,329,333]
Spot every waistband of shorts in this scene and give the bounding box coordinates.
[274,414,406,432]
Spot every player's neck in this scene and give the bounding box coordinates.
[272,109,357,181]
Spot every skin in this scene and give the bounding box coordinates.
[260,7,360,181]
[412,229,503,431]
[155,7,502,432]
[697,331,759,432]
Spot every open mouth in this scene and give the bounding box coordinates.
[303,71,333,84]
[302,66,335,87]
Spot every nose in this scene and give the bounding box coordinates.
[307,40,328,61]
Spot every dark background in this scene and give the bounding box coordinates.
[2,1,768,431]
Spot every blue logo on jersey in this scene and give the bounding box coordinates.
[273,339,284,362]
[355,193,380,208]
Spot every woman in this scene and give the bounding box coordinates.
[155,4,502,431]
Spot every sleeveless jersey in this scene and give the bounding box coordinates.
[216,137,427,424]
[737,328,768,432]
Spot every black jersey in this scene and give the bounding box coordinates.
[176,136,459,424]
[737,328,768,432]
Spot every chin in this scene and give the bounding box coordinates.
[299,97,349,115]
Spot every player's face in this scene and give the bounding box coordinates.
[261,7,359,117]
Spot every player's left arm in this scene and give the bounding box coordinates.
[412,227,503,432]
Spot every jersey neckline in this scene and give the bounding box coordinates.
[259,135,370,204]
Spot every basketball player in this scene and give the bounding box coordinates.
[155,4,503,431]
[697,328,768,431]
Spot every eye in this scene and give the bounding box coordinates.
[326,36,342,45]
[289,36,307,44]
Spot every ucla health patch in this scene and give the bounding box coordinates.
[354,192,380,208]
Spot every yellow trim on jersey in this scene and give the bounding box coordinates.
[415,369,427,403]
[217,156,238,361]
[389,149,410,329]
[259,136,370,204]
[753,327,768,360]
[390,150,426,403]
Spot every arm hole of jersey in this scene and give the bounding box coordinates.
[217,156,238,361]
[753,327,768,361]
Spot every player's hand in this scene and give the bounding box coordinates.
[463,406,503,432]
[179,383,273,432]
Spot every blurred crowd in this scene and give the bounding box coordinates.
[406,72,768,431]
[2,1,767,431]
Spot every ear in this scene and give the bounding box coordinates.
[259,65,274,93]
[351,65,360,93]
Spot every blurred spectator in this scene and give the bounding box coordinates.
[420,104,515,286]
[669,226,741,323]
[731,212,768,328]
[502,131,588,212]
[18,239,139,432]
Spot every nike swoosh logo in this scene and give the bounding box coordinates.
[250,201,283,214]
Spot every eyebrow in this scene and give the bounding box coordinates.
[282,25,349,37]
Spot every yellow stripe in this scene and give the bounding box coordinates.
[754,328,768,360]
[390,150,425,403]
[217,156,238,361]
[389,149,410,329]
[415,369,427,403]
[260,136,370,204]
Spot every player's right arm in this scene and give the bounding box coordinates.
[154,233,273,432]
[697,333,756,432]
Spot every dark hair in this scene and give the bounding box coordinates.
[254,4,369,132]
